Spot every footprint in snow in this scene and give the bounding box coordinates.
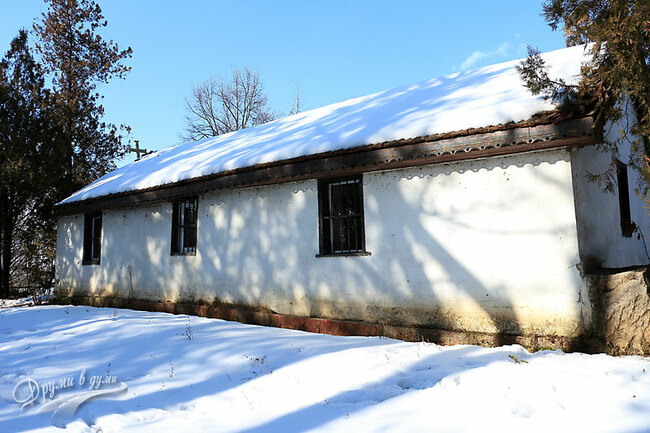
[396,375,443,390]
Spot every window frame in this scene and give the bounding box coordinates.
[170,196,199,256]
[82,212,102,266]
[317,175,369,257]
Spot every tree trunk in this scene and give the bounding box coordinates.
[0,206,3,299]
[1,224,12,298]
[0,192,10,298]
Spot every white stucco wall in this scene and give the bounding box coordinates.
[571,114,650,268]
[56,148,589,336]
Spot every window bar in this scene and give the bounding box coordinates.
[179,201,185,253]
[92,215,101,260]
[328,185,335,252]
[91,217,96,260]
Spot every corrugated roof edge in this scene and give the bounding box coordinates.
[54,113,594,216]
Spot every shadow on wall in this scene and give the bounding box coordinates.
[56,147,592,346]
[357,150,585,340]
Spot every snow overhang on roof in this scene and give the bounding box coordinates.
[56,44,594,214]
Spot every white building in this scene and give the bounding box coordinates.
[54,45,650,345]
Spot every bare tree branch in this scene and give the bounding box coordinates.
[182,68,275,142]
[289,82,301,115]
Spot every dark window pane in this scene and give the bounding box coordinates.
[332,218,342,253]
[94,215,102,238]
[330,183,340,216]
[341,218,350,251]
[350,217,359,251]
[341,183,355,215]
[92,237,101,261]
[83,212,102,264]
[353,180,361,213]
[616,160,632,237]
[83,218,92,261]
[171,225,179,253]
[322,219,332,254]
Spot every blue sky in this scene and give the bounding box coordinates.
[0,1,567,164]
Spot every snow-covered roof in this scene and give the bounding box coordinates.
[60,45,590,205]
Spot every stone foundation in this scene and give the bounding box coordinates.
[587,266,650,356]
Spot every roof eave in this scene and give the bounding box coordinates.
[54,115,594,217]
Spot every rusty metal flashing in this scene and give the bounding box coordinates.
[54,116,594,216]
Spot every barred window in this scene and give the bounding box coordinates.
[318,176,367,255]
[171,196,198,255]
[83,212,102,265]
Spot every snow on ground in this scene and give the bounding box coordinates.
[1,305,649,433]
[0,295,52,309]
[0,297,37,309]
[60,45,590,205]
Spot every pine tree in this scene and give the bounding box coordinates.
[518,0,650,195]
[33,0,132,194]
[0,0,133,298]
[0,30,62,297]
